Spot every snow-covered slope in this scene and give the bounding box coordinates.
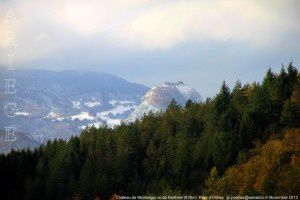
[0,69,149,144]
[127,81,202,121]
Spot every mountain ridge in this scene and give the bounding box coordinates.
[0,69,149,145]
[1,69,203,153]
[127,81,202,121]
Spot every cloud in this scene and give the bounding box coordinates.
[121,0,300,49]
[0,0,299,66]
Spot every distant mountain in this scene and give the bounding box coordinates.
[0,69,149,143]
[0,70,202,153]
[127,81,202,121]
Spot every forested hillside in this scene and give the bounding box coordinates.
[204,129,300,195]
[0,63,299,199]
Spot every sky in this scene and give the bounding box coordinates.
[0,0,300,98]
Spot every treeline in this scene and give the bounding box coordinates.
[0,63,299,199]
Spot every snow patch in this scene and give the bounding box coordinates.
[15,112,30,116]
[45,111,64,121]
[72,101,81,109]
[84,101,101,108]
[70,112,94,121]
[109,100,136,106]
[97,105,136,118]
[105,118,122,127]
[176,85,193,96]
[81,121,103,129]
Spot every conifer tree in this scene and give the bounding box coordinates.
[280,100,296,128]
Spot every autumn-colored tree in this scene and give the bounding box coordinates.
[204,129,300,195]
